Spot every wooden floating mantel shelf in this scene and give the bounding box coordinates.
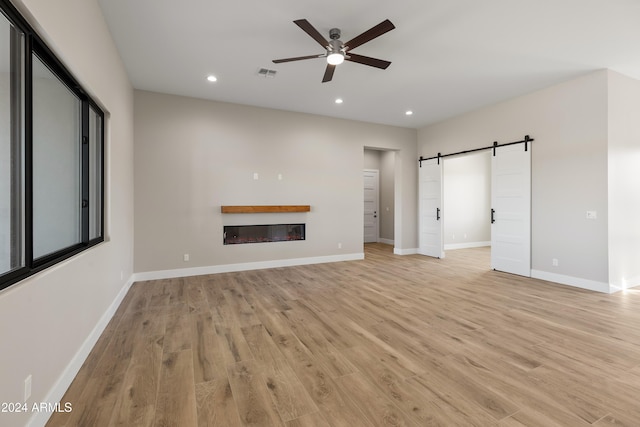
[221,205,311,214]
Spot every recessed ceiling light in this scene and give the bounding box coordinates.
[335,98,343,104]
[207,75,217,82]
[405,110,413,116]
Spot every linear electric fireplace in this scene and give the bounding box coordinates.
[223,224,305,245]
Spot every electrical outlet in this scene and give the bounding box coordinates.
[338,243,342,249]
[277,173,283,181]
[586,211,597,219]
[183,254,190,262]
[253,172,259,180]
[24,375,32,401]
[552,258,558,267]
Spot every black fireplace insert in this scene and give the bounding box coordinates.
[223,224,305,245]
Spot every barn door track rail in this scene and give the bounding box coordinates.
[419,135,534,166]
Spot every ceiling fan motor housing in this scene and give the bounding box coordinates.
[329,39,343,54]
[329,28,341,40]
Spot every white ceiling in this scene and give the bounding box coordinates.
[97,0,640,129]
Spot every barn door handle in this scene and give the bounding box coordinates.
[491,208,495,224]
[436,208,441,221]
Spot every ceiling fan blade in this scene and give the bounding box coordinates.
[273,54,324,63]
[322,64,336,83]
[346,53,391,69]
[344,19,395,50]
[294,19,329,48]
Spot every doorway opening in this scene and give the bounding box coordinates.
[364,148,396,251]
[442,151,491,265]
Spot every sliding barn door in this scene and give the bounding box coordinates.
[491,144,531,276]
[419,158,444,258]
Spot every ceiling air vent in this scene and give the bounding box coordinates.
[257,68,277,78]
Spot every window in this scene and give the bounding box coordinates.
[0,1,104,290]
[88,105,103,241]
[0,7,24,278]
[32,53,83,259]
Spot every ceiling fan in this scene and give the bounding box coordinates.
[272,19,395,83]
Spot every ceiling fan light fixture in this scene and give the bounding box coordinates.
[327,52,345,65]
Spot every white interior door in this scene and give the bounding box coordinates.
[419,158,444,258]
[363,169,379,243]
[491,144,531,276]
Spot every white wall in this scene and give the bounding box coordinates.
[363,148,380,170]
[419,70,610,291]
[379,151,395,242]
[0,1,134,427]
[443,151,491,249]
[607,71,640,290]
[134,90,417,275]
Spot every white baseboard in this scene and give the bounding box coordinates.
[609,274,640,293]
[626,276,640,290]
[394,248,418,255]
[531,269,611,293]
[133,253,365,282]
[30,276,135,427]
[378,238,394,245]
[444,241,491,250]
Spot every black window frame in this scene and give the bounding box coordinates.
[1,0,105,291]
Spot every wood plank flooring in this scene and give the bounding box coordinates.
[46,244,640,426]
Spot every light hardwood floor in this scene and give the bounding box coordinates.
[47,244,640,426]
